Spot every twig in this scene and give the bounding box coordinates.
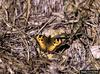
[37,17,56,34]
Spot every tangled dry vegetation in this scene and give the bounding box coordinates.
[0,0,100,74]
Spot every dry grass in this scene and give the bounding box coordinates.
[0,0,100,74]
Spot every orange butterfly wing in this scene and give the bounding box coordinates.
[36,35,47,51]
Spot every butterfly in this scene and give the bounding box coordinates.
[35,34,62,52]
[34,32,84,53]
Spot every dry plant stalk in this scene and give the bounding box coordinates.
[0,0,99,74]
